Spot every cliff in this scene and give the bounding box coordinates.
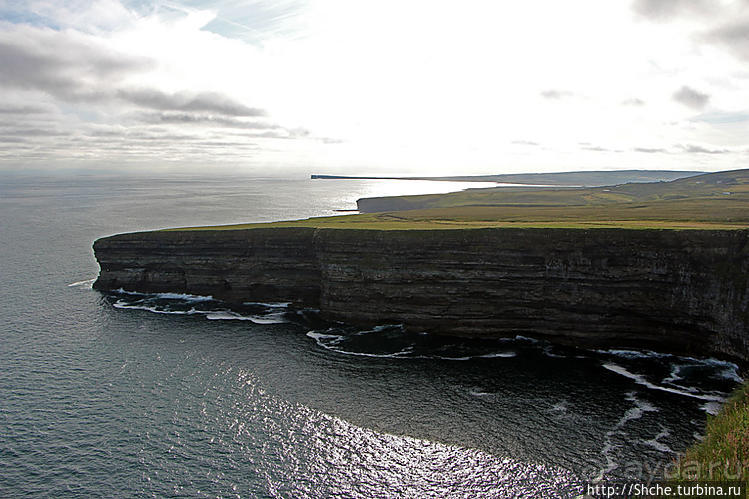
[93,227,749,361]
[93,228,321,306]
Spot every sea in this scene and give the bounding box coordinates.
[0,172,742,498]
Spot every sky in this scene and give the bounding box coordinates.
[0,0,748,176]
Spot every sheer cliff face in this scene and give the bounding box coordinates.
[93,228,321,306]
[314,229,749,360]
[94,228,749,361]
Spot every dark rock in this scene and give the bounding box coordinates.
[93,227,320,306]
[93,227,749,361]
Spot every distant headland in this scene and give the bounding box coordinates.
[311,170,704,187]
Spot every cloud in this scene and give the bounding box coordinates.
[578,142,612,152]
[678,143,731,154]
[0,24,150,102]
[704,18,749,61]
[118,89,266,117]
[122,112,311,140]
[0,8,340,172]
[136,111,277,128]
[0,24,267,119]
[632,0,712,22]
[82,126,203,141]
[634,147,668,153]
[622,98,645,106]
[635,0,749,64]
[132,112,314,140]
[633,144,734,154]
[672,86,710,110]
[540,90,574,99]
[0,127,71,137]
[0,103,55,114]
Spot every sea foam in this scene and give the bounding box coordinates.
[603,363,726,402]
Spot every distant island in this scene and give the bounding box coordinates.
[312,169,704,187]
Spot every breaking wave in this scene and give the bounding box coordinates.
[602,363,726,403]
[306,326,519,361]
[106,290,292,324]
[67,278,96,288]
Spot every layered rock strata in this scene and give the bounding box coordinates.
[94,228,749,361]
[94,228,320,306]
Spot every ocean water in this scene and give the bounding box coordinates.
[0,173,742,498]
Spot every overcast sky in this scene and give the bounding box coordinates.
[1,0,748,175]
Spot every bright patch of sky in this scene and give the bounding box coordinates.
[0,0,748,175]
